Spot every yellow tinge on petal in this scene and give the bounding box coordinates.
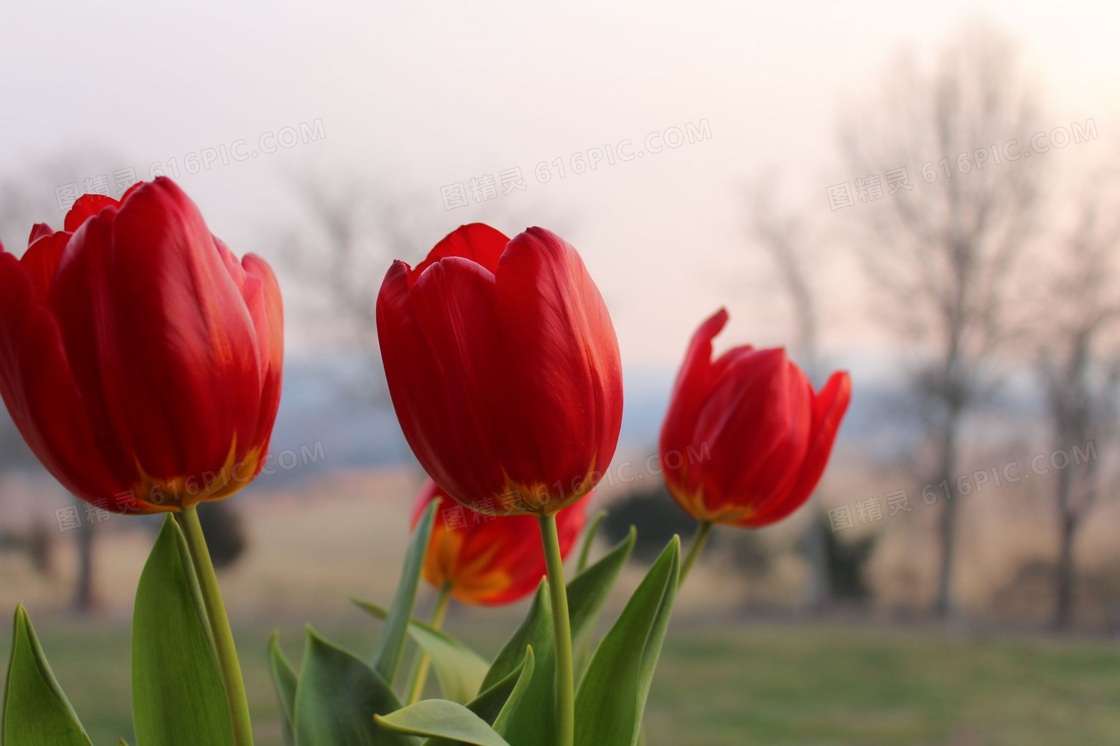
[669,483,756,526]
[496,458,598,516]
[131,438,264,511]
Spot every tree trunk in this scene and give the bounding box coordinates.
[1053,462,1077,631]
[933,411,962,618]
[72,513,96,614]
[804,494,831,614]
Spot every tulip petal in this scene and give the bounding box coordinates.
[14,307,141,512]
[744,370,851,527]
[27,223,54,246]
[45,215,140,490]
[700,351,812,520]
[667,308,729,418]
[659,309,728,501]
[241,253,285,462]
[379,257,507,510]
[413,480,588,605]
[63,194,118,232]
[22,231,69,301]
[119,182,262,482]
[411,223,509,282]
[0,252,33,401]
[493,228,623,508]
[50,180,263,500]
[1,245,142,512]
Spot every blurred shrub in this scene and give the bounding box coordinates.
[25,521,54,575]
[720,528,772,576]
[819,513,876,602]
[601,483,693,562]
[0,522,55,577]
[196,501,248,571]
[601,482,771,576]
[601,483,876,602]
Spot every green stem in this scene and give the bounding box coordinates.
[539,513,575,746]
[179,506,255,746]
[680,520,713,585]
[405,583,453,705]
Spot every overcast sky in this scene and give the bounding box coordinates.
[2,0,1117,370]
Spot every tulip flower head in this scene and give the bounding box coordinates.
[660,309,850,528]
[412,479,588,605]
[0,178,284,514]
[377,224,623,516]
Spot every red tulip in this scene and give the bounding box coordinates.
[411,479,588,605]
[660,309,850,527]
[377,224,623,516]
[0,178,284,514]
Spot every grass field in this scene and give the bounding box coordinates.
[3,473,1120,745]
[3,614,1119,746]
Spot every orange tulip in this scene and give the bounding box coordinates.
[660,309,850,527]
[411,479,588,606]
[0,178,283,514]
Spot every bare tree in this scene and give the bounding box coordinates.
[747,182,831,611]
[839,24,1046,617]
[277,168,576,401]
[275,172,428,401]
[1035,177,1120,629]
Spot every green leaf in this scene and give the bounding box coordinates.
[574,537,681,746]
[490,646,535,736]
[575,510,607,574]
[353,599,489,705]
[457,658,525,727]
[470,530,639,746]
[481,526,635,681]
[295,627,415,746]
[269,632,298,746]
[131,516,233,746]
[2,604,92,746]
[569,526,636,660]
[575,511,608,575]
[479,583,552,692]
[484,586,555,746]
[420,655,528,746]
[376,700,509,746]
[371,501,438,686]
[470,535,643,746]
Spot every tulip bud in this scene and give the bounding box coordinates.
[660,309,850,527]
[377,224,623,516]
[0,178,283,513]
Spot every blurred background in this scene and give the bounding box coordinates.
[3,2,1120,744]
